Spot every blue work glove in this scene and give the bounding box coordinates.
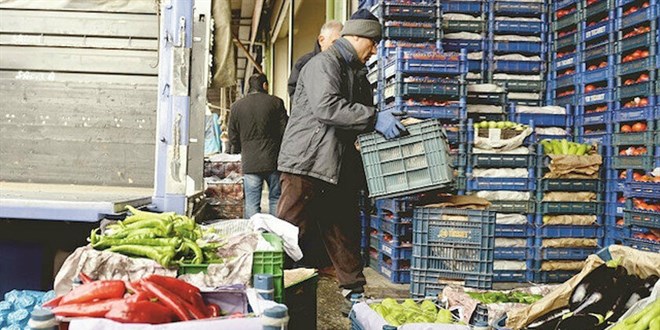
[375,110,407,139]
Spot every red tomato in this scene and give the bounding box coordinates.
[585,85,596,92]
[642,2,649,7]
[632,122,647,132]
[640,50,650,58]
[633,172,643,181]
[638,98,649,106]
[598,61,608,68]
[624,79,636,85]
[637,73,650,82]
[621,124,633,133]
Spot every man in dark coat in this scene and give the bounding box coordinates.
[229,73,288,218]
[287,20,343,97]
[277,9,406,308]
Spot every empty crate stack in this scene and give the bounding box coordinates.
[465,118,536,283]
[440,0,489,83]
[548,0,582,109]
[622,169,660,252]
[411,207,496,297]
[370,197,418,283]
[488,0,548,107]
[534,146,605,283]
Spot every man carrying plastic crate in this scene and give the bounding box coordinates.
[277,9,406,315]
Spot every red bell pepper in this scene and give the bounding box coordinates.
[125,281,144,294]
[105,300,175,324]
[41,296,62,308]
[140,281,191,321]
[207,303,221,318]
[182,299,208,319]
[144,275,207,316]
[60,280,126,305]
[52,298,123,317]
[125,291,150,304]
[78,272,93,284]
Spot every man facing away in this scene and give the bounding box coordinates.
[277,9,406,313]
[287,20,343,97]
[228,73,289,218]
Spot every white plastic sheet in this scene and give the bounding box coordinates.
[496,214,529,225]
[515,105,567,114]
[474,190,531,201]
[472,168,529,178]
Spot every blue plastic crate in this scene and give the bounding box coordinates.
[442,38,487,52]
[582,65,615,84]
[370,214,379,230]
[624,208,660,229]
[584,0,616,18]
[552,72,580,89]
[495,224,534,238]
[372,2,439,20]
[553,52,579,71]
[493,40,545,54]
[441,0,485,14]
[467,177,536,191]
[612,130,655,146]
[617,56,657,76]
[535,246,600,260]
[612,155,655,170]
[605,224,630,242]
[536,225,604,238]
[488,200,536,213]
[359,120,454,198]
[552,93,579,107]
[533,270,579,283]
[495,246,533,260]
[411,268,493,294]
[492,79,546,92]
[380,239,413,259]
[606,202,626,217]
[618,31,657,54]
[624,237,660,253]
[412,207,495,276]
[584,41,616,63]
[553,32,580,52]
[512,113,569,127]
[537,178,603,192]
[625,181,660,199]
[575,111,613,127]
[370,233,379,250]
[555,0,579,11]
[379,253,411,270]
[553,10,581,32]
[384,25,438,40]
[538,201,605,215]
[378,261,411,284]
[492,20,544,35]
[375,195,419,214]
[383,49,465,78]
[379,217,413,237]
[618,5,658,30]
[583,19,615,42]
[383,80,463,99]
[493,269,531,283]
[491,60,544,74]
[493,1,546,15]
[383,100,465,120]
[576,132,612,146]
[613,103,657,122]
[469,152,536,168]
[582,88,615,105]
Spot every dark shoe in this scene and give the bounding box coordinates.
[340,288,365,317]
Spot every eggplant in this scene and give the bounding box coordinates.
[554,314,606,330]
[570,265,630,316]
[524,307,571,330]
[570,263,619,310]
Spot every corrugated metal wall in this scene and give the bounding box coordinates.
[0,0,159,187]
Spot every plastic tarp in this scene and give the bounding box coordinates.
[443,32,483,40]
[493,73,543,81]
[536,127,568,135]
[467,52,484,60]
[467,84,505,93]
[495,238,527,248]
[443,13,482,21]
[351,302,470,330]
[541,238,599,248]
[495,16,542,21]
[472,147,530,155]
[494,35,542,42]
[496,214,529,225]
[494,261,527,271]
[494,54,542,61]
[475,190,531,201]
[467,104,503,114]
[205,114,222,155]
[466,72,482,79]
[212,0,236,88]
[508,92,543,100]
[472,168,529,178]
[515,105,567,114]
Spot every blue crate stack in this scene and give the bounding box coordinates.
[466,83,509,123]
[622,169,660,252]
[441,0,490,84]
[533,146,605,283]
[410,207,496,297]
[509,104,574,143]
[464,118,536,283]
[488,0,549,107]
[359,189,372,267]
[548,0,582,110]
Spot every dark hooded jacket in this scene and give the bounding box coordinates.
[287,41,322,97]
[278,38,375,185]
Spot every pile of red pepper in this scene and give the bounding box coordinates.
[43,274,221,324]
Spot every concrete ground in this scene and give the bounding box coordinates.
[316,267,410,329]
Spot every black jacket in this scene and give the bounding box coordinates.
[228,91,288,174]
[287,41,322,97]
[278,38,376,185]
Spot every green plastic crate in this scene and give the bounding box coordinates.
[442,20,486,33]
[179,232,285,302]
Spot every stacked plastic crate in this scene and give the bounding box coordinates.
[534,148,605,283]
[367,0,469,284]
[410,207,496,297]
[510,104,574,142]
[548,0,582,108]
[488,0,548,107]
[359,190,372,266]
[609,0,659,247]
[465,118,536,283]
[575,0,617,148]
[622,169,660,252]
[440,0,490,84]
